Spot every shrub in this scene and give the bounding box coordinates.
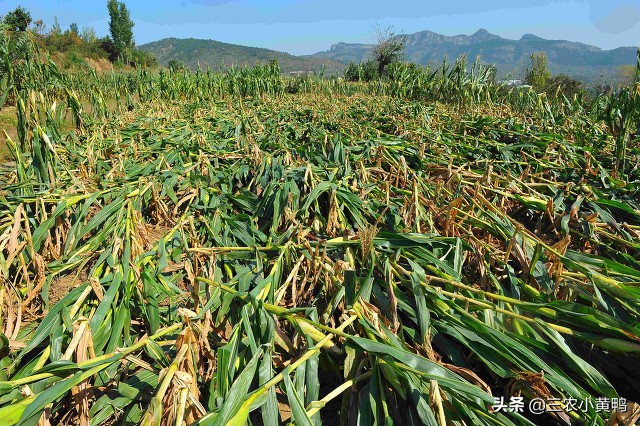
[344,59,379,82]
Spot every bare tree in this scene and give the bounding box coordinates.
[371,25,406,77]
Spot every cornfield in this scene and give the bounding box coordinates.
[1,34,640,426]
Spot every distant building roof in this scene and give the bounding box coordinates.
[499,79,523,86]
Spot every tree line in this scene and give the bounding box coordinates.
[0,1,156,69]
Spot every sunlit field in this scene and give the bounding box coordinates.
[1,35,640,425]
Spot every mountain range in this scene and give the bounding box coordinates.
[307,29,637,82]
[140,29,639,82]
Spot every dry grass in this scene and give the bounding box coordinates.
[0,107,17,161]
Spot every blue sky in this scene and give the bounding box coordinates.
[1,0,639,54]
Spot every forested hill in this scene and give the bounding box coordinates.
[139,38,345,74]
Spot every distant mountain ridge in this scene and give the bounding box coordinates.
[139,38,345,74]
[140,30,638,83]
[308,29,638,82]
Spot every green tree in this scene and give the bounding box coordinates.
[168,59,186,72]
[3,6,31,32]
[131,49,157,68]
[69,22,79,36]
[545,74,583,99]
[620,64,636,88]
[344,59,379,82]
[524,51,551,91]
[372,25,406,77]
[80,26,97,43]
[50,17,62,36]
[107,0,134,61]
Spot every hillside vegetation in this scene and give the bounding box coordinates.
[140,38,345,74]
[0,4,156,73]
